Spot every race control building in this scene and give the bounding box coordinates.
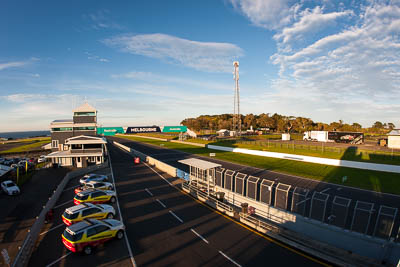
[46,102,107,168]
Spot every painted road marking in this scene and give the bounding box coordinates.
[40,223,64,236]
[191,228,209,244]
[63,185,80,192]
[321,188,331,193]
[169,210,183,223]
[109,152,137,267]
[156,199,166,208]
[144,162,173,185]
[145,188,153,196]
[45,252,72,267]
[54,200,73,209]
[219,251,242,267]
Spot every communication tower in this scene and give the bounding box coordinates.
[233,61,241,135]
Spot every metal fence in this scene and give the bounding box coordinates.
[217,168,399,242]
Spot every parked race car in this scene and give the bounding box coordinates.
[74,189,116,205]
[62,203,116,226]
[79,174,109,185]
[1,180,20,195]
[62,218,125,255]
[74,181,114,194]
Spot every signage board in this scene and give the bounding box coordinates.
[162,126,187,133]
[97,127,125,136]
[126,126,161,133]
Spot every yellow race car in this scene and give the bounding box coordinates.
[62,203,116,226]
[73,189,116,205]
[62,218,125,255]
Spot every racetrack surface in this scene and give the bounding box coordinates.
[108,142,326,266]
[108,136,400,239]
[29,143,327,266]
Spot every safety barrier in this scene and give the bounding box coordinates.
[207,144,400,174]
[113,141,177,177]
[12,161,109,267]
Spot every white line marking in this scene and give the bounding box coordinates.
[109,150,137,267]
[191,228,209,244]
[45,252,72,267]
[144,162,173,185]
[63,185,80,191]
[156,199,167,208]
[40,223,64,236]
[169,210,183,223]
[145,188,153,196]
[321,188,331,193]
[219,251,242,267]
[54,200,73,209]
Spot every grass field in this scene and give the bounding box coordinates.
[117,135,400,195]
[0,138,50,154]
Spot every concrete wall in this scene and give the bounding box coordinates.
[388,136,400,149]
[113,141,177,177]
[207,145,400,174]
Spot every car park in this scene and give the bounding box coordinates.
[61,218,125,255]
[79,174,109,185]
[1,180,20,195]
[74,189,116,205]
[3,159,13,166]
[38,155,47,163]
[75,181,114,194]
[0,157,4,164]
[62,203,116,226]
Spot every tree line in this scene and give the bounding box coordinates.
[181,113,396,134]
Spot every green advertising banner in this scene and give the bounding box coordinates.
[162,126,187,133]
[97,127,124,136]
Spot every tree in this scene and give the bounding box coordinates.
[387,123,395,130]
[373,121,383,129]
[352,123,362,129]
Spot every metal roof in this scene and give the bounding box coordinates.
[178,158,221,170]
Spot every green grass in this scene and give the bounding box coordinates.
[207,139,400,166]
[0,140,50,154]
[116,135,400,195]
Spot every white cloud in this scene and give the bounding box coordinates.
[111,71,232,91]
[85,9,123,30]
[84,51,110,63]
[229,0,295,30]
[231,0,400,126]
[274,6,353,44]
[0,61,28,71]
[103,33,243,72]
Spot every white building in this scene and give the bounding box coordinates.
[388,129,400,149]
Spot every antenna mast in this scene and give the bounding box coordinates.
[233,61,241,135]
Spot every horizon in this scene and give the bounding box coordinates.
[1,1,399,132]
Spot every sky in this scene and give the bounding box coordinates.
[1,0,400,131]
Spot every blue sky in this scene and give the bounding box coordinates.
[1,0,399,131]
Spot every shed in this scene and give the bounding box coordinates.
[388,129,400,149]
